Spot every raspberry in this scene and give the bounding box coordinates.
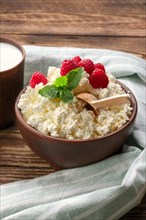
[71,56,82,66]
[78,59,94,75]
[94,63,105,72]
[89,68,109,88]
[60,60,76,76]
[29,72,48,88]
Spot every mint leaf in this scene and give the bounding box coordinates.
[54,76,67,87]
[60,89,74,103]
[38,67,84,103]
[38,85,59,98]
[66,67,84,90]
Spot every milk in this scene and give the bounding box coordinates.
[0,42,23,72]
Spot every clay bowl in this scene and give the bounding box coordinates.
[15,81,137,170]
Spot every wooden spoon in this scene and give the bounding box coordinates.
[76,92,131,115]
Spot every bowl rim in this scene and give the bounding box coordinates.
[15,80,138,143]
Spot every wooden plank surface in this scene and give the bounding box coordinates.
[2,34,146,59]
[0,0,146,219]
[0,0,145,37]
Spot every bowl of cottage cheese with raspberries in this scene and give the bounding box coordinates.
[15,56,137,169]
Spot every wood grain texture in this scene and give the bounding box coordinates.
[0,0,145,36]
[0,0,146,219]
[1,34,146,59]
[0,123,54,184]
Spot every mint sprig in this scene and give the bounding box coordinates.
[38,67,84,103]
[38,85,59,98]
[66,67,84,90]
[54,76,67,87]
[60,89,74,103]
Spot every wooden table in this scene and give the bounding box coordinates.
[0,0,146,219]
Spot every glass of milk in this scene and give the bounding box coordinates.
[0,37,26,129]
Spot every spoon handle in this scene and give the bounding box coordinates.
[91,94,131,109]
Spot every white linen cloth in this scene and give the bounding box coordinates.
[1,46,146,220]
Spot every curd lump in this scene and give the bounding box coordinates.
[18,67,133,140]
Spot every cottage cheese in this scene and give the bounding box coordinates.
[18,67,133,140]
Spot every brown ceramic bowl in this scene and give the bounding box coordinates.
[15,81,137,170]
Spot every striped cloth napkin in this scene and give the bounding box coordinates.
[1,46,146,220]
